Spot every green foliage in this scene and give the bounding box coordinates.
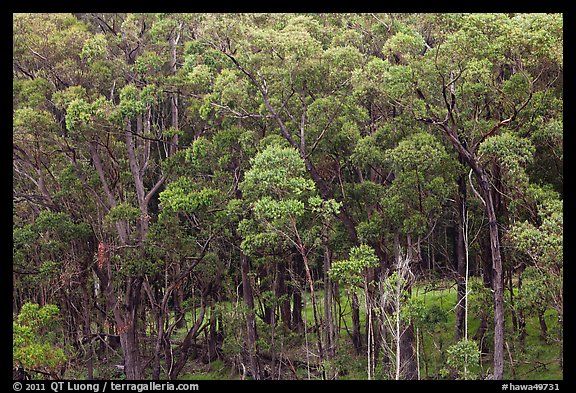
[81,33,108,63]
[240,144,315,200]
[382,132,458,235]
[65,96,111,132]
[14,108,57,135]
[405,298,448,330]
[12,12,563,381]
[159,177,218,214]
[329,244,379,287]
[383,30,425,59]
[441,340,481,380]
[106,202,141,223]
[253,197,305,221]
[118,84,147,119]
[479,132,535,184]
[509,195,562,321]
[13,303,68,377]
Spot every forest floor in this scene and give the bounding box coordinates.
[176,277,562,380]
[65,277,562,380]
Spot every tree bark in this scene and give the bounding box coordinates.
[240,252,262,380]
[323,229,336,363]
[291,253,304,332]
[300,248,326,379]
[434,122,506,380]
[206,308,219,362]
[81,246,94,380]
[480,175,506,380]
[93,243,144,380]
[169,301,206,380]
[275,259,291,330]
[351,291,362,355]
[399,323,418,380]
[454,170,467,342]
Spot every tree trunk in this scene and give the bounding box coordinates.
[480,176,505,380]
[399,323,418,380]
[435,120,506,379]
[538,310,548,339]
[291,253,304,332]
[206,308,219,362]
[275,259,291,330]
[517,265,527,349]
[173,263,186,330]
[93,244,144,380]
[169,301,206,380]
[323,233,335,362]
[300,248,326,379]
[351,291,362,355]
[240,252,261,380]
[455,170,467,342]
[81,251,94,380]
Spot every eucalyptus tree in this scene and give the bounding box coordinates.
[240,143,342,379]
[509,188,562,362]
[362,13,562,379]
[13,12,562,381]
[13,12,196,379]
[196,14,370,245]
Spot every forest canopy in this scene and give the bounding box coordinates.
[13,13,562,381]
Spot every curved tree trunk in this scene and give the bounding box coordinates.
[434,121,506,380]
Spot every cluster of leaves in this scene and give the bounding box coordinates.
[329,244,380,287]
[13,303,68,377]
[441,339,481,380]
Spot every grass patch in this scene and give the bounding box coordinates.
[168,276,561,380]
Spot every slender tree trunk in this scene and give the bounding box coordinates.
[434,119,506,379]
[206,307,219,362]
[173,263,186,330]
[81,254,94,380]
[275,260,291,330]
[455,172,467,342]
[538,310,548,339]
[300,248,326,379]
[351,291,362,355]
[323,229,336,368]
[481,178,505,380]
[400,323,418,380]
[291,254,304,333]
[240,252,261,380]
[169,301,206,380]
[517,265,527,349]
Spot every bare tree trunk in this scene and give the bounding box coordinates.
[482,178,506,380]
[432,118,506,379]
[291,254,304,333]
[323,228,336,370]
[351,291,362,355]
[169,301,206,380]
[517,264,527,350]
[538,310,548,339]
[300,248,326,379]
[93,243,144,380]
[455,171,467,342]
[81,248,94,380]
[240,252,261,380]
[206,307,219,362]
[276,259,291,330]
[399,323,418,380]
